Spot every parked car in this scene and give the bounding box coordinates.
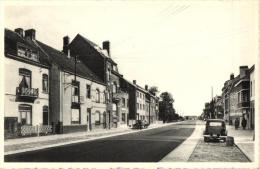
[203,119,227,142]
[132,120,149,129]
[143,120,149,128]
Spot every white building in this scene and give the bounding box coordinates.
[4,28,50,138]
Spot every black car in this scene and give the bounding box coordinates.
[203,119,227,142]
[132,120,149,129]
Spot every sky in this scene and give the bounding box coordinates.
[2,0,258,116]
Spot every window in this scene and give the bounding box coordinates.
[19,68,31,88]
[122,113,125,122]
[96,89,100,102]
[71,109,80,124]
[127,99,129,107]
[72,81,79,96]
[107,69,111,82]
[113,65,118,72]
[72,81,79,103]
[95,111,101,125]
[122,98,126,107]
[17,45,39,62]
[113,82,117,93]
[42,74,48,93]
[86,85,91,99]
[19,104,32,125]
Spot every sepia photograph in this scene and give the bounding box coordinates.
[0,0,259,168]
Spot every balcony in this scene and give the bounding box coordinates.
[112,90,127,103]
[16,87,39,102]
[71,95,84,109]
[237,101,250,108]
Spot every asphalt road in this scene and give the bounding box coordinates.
[5,120,196,162]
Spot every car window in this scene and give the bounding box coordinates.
[209,122,222,126]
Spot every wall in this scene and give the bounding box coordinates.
[136,89,146,120]
[49,64,61,124]
[5,57,49,126]
[60,71,106,130]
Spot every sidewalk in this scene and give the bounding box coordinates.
[160,120,204,162]
[227,125,255,162]
[5,122,176,155]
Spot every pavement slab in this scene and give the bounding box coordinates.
[188,139,250,162]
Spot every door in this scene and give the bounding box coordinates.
[87,108,92,131]
[43,106,49,125]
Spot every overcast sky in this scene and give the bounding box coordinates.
[3,1,257,116]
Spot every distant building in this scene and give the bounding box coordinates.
[222,66,251,127]
[249,65,255,129]
[213,96,224,119]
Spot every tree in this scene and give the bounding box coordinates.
[159,92,176,123]
[149,86,159,96]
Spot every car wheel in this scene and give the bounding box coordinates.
[204,137,209,142]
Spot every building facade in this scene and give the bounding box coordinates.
[222,66,252,128]
[249,65,255,129]
[68,35,128,128]
[38,37,107,133]
[4,28,50,138]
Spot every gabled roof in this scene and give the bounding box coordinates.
[37,41,104,85]
[71,34,117,65]
[4,28,50,67]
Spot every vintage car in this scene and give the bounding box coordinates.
[203,119,227,142]
[132,120,149,129]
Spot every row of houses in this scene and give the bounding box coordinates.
[222,65,255,129]
[4,28,159,138]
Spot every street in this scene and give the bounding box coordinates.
[5,121,196,162]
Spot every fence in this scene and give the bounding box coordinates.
[20,125,52,136]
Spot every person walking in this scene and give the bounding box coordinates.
[242,117,247,130]
[235,118,239,130]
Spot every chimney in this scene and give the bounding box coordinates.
[25,29,36,40]
[230,73,234,80]
[145,85,148,91]
[239,66,248,78]
[103,41,110,57]
[15,28,24,37]
[133,80,136,85]
[63,36,70,57]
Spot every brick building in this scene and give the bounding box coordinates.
[68,35,128,128]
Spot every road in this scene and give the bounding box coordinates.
[5,120,196,162]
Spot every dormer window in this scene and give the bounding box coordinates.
[112,65,118,72]
[17,44,39,62]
